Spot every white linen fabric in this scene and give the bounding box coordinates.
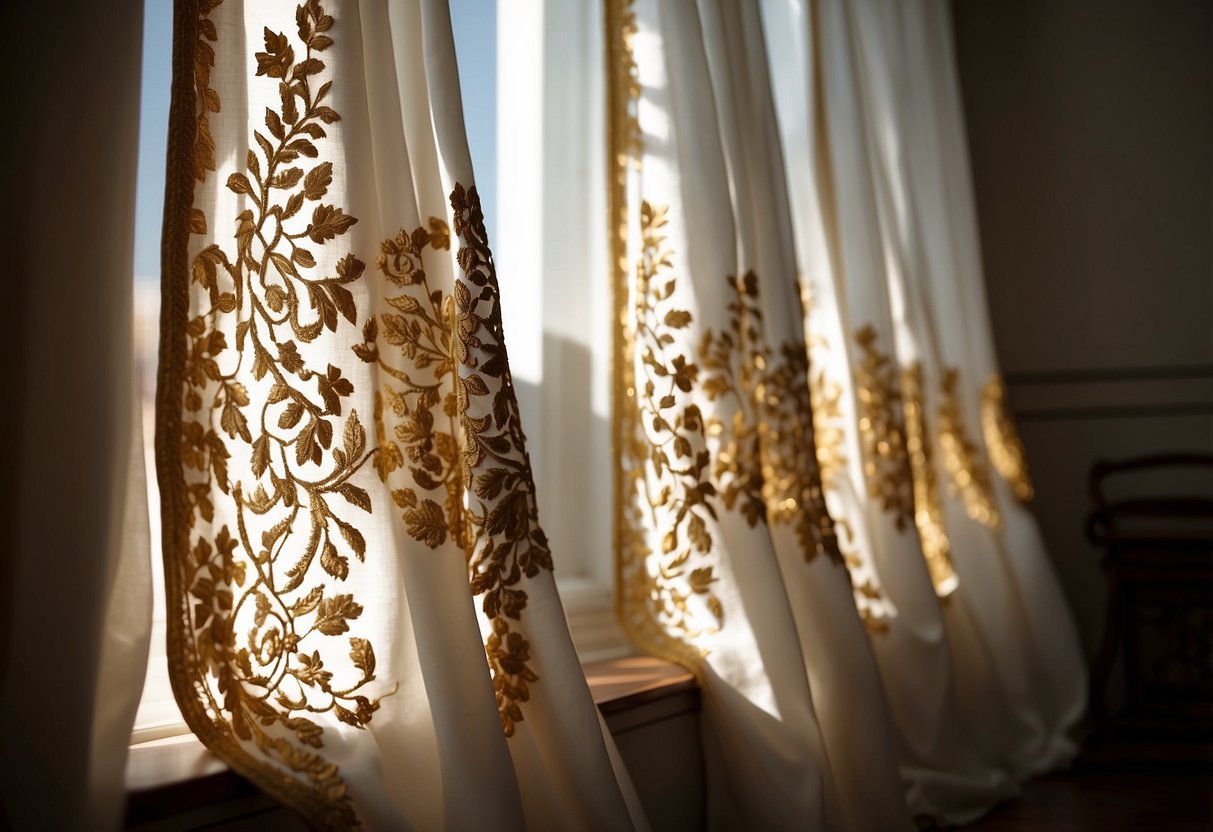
[615,0,911,829]
[612,0,1084,828]
[158,1,643,829]
[1,2,153,829]
[761,0,1085,784]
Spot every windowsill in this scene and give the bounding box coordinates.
[125,656,698,827]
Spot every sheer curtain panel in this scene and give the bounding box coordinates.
[157,1,643,828]
[607,0,1085,828]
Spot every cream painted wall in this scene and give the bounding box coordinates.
[952,0,1212,666]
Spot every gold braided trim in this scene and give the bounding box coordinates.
[980,373,1034,503]
[901,364,957,597]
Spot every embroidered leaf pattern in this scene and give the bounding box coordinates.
[355,185,553,737]
[173,4,393,826]
[902,363,957,596]
[623,202,842,644]
[852,325,914,529]
[938,368,1002,530]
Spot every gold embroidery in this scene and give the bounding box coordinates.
[938,369,1002,530]
[980,374,1034,503]
[630,202,726,638]
[356,188,554,736]
[621,203,844,644]
[708,273,839,562]
[451,183,555,735]
[902,363,957,596]
[355,220,462,552]
[808,368,847,494]
[607,0,706,671]
[165,4,390,826]
[191,0,221,189]
[800,296,893,627]
[851,326,914,530]
[854,578,890,633]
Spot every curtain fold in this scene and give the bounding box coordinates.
[609,0,1084,828]
[776,0,1086,780]
[1,2,152,829]
[610,0,910,828]
[157,1,642,828]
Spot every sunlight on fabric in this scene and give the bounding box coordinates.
[495,0,544,389]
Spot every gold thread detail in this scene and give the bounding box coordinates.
[980,373,1034,503]
[353,187,555,736]
[622,203,843,645]
[938,368,1002,530]
[808,367,847,494]
[852,326,914,529]
[902,363,957,597]
[161,2,391,827]
[608,0,704,671]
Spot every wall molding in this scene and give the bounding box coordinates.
[1006,363,1213,386]
[1005,363,1213,423]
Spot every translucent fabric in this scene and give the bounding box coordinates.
[157,1,642,828]
[609,0,1084,828]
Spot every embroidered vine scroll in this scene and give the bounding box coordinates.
[616,199,843,653]
[353,185,553,737]
[162,2,392,825]
[161,2,553,825]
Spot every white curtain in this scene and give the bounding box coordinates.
[763,0,1085,783]
[613,0,910,828]
[1,2,153,829]
[157,0,642,828]
[610,0,1085,828]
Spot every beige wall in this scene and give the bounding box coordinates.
[952,0,1212,663]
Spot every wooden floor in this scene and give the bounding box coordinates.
[965,769,1213,831]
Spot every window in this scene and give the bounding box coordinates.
[130,0,177,743]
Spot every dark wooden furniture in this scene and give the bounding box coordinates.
[1086,452,1213,761]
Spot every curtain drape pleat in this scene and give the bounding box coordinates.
[771,0,1085,782]
[612,0,910,828]
[610,0,1084,828]
[156,1,643,828]
[1,3,152,829]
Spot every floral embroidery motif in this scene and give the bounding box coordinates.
[627,202,726,638]
[802,307,893,628]
[354,185,553,737]
[173,3,391,825]
[190,0,222,189]
[938,369,1002,530]
[621,202,843,643]
[701,273,839,563]
[852,326,915,530]
[902,363,957,596]
[980,374,1034,503]
[808,368,848,494]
